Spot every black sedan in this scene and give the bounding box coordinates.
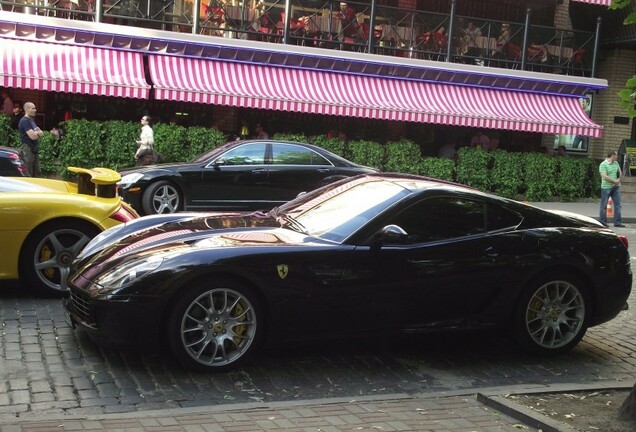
[117,139,378,215]
[64,174,632,372]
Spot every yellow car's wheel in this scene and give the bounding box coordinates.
[20,220,100,297]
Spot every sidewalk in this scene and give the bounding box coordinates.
[532,201,636,224]
[1,382,633,432]
[0,391,541,432]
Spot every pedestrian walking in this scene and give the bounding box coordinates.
[134,115,155,166]
[18,102,43,177]
[599,150,624,227]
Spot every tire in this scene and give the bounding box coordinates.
[19,220,100,297]
[142,180,182,215]
[514,272,589,355]
[167,279,262,372]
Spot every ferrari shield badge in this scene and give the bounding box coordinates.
[277,264,289,279]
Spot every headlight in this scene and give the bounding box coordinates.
[93,255,164,291]
[118,173,145,188]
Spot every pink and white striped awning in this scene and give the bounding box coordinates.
[570,0,612,6]
[149,55,602,138]
[0,39,150,99]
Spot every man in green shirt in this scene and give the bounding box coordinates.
[599,150,624,227]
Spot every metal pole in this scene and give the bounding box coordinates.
[367,0,376,54]
[193,0,202,34]
[94,0,103,23]
[520,7,531,70]
[446,0,456,62]
[591,16,601,78]
[283,0,291,45]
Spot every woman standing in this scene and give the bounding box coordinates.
[135,115,155,166]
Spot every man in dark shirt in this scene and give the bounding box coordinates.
[18,102,43,177]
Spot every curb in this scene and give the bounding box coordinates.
[478,393,579,432]
[477,382,635,432]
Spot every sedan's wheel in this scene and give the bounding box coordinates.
[515,273,588,355]
[168,281,261,371]
[142,180,182,215]
[20,221,99,297]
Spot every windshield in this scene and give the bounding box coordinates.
[191,141,237,163]
[274,176,410,243]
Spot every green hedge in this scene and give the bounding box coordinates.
[0,117,599,201]
[456,147,491,191]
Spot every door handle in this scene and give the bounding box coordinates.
[316,168,330,173]
[483,247,499,257]
[252,169,266,174]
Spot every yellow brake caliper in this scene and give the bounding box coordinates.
[232,302,247,345]
[41,245,55,279]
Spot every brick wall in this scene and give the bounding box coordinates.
[591,48,636,159]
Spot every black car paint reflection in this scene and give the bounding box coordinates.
[64,174,632,371]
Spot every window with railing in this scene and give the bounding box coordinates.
[0,0,598,77]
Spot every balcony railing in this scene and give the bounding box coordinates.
[0,0,600,77]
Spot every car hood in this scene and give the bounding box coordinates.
[71,211,325,284]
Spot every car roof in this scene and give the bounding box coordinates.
[365,173,482,195]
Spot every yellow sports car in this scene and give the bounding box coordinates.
[0,167,138,296]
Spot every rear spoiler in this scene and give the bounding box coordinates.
[67,167,121,198]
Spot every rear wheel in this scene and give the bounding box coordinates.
[142,180,182,214]
[167,279,262,371]
[20,220,99,297]
[514,272,589,355]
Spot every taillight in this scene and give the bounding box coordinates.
[618,235,629,249]
[109,205,139,223]
[8,153,28,175]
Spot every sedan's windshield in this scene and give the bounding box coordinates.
[273,177,409,243]
[191,141,236,163]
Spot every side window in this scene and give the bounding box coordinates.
[272,143,331,166]
[387,197,487,243]
[487,203,522,230]
[217,143,266,165]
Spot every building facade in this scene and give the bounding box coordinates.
[0,0,633,157]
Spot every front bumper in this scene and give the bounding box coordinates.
[63,288,167,346]
[118,187,144,215]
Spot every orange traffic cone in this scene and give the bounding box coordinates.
[606,197,614,219]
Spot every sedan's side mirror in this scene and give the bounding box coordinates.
[372,224,410,250]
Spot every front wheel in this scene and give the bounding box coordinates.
[514,272,589,355]
[142,180,182,214]
[167,280,262,371]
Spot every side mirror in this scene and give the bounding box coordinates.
[372,224,409,250]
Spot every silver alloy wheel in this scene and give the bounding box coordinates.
[525,280,585,349]
[152,184,180,213]
[180,288,257,368]
[33,228,93,293]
